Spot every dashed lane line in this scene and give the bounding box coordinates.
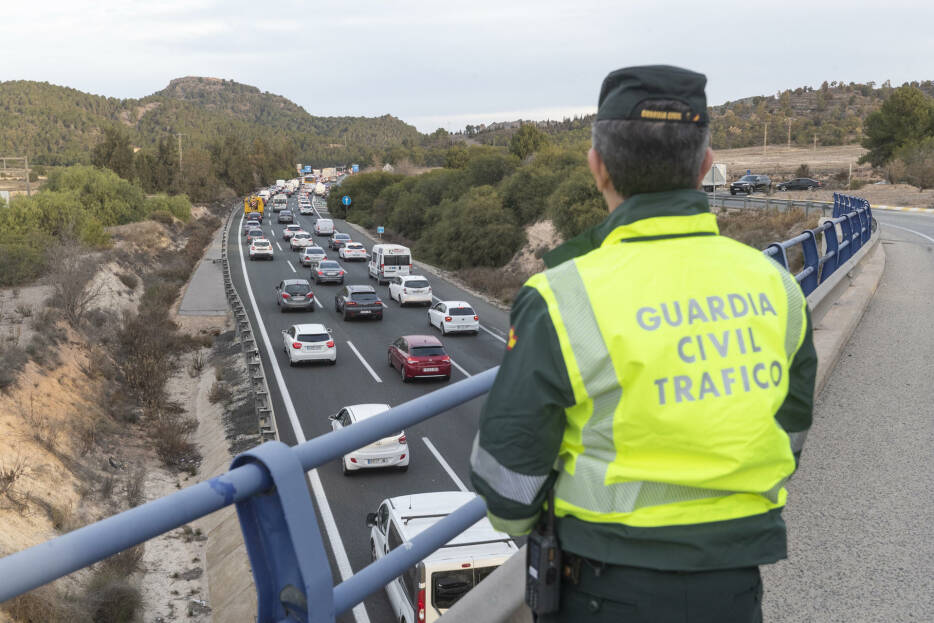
[346,340,383,383]
[449,358,471,378]
[421,437,469,492]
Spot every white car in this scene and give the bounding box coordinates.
[248,238,274,261]
[290,231,313,250]
[367,492,517,623]
[329,404,408,474]
[339,242,367,261]
[299,204,314,215]
[300,246,327,267]
[389,275,432,306]
[282,224,304,240]
[428,301,480,335]
[280,323,336,366]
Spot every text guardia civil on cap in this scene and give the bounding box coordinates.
[596,65,708,125]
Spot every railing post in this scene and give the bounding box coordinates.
[799,230,820,295]
[232,442,335,623]
[837,216,852,263]
[765,243,788,269]
[847,212,862,254]
[819,221,839,283]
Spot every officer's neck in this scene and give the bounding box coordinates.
[603,187,625,214]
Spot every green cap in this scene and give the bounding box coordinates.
[596,65,708,125]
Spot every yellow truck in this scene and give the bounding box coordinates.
[244,195,265,220]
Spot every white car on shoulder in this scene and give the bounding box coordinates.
[428,301,480,335]
[290,231,314,250]
[389,275,432,306]
[280,323,336,366]
[366,491,517,623]
[328,404,409,474]
[339,242,367,261]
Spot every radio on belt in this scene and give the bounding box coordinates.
[525,489,561,614]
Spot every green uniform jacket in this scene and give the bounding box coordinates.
[470,189,817,571]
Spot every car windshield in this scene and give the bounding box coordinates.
[405,279,430,289]
[285,284,310,295]
[296,333,329,342]
[307,247,324,254]
[318,261,340,269]
[249,230,262,236]
[294,232,310,238]
[739,175,756,182]
[351,292,379,302]
[335,234,350,240]
[347,244,364,250]
[411,346,445,357]
[253,241,270,247]
[449,307,475,316]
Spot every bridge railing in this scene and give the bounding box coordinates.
[0,196,878,621]
[763,193,872,296]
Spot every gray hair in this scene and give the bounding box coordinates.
[591,100,709,198]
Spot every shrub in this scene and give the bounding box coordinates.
[117,272,138,289]
[208,381,232,404]
[0,235,50,286]
[0,342,28,390]
[151,410,201,471]
[547,169,607,239]
[0,454,28,498]
[146,193,192,222]
[795,163,811,178]
[84,568,143,623]
[148,209,175,226]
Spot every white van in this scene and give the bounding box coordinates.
[366,492,517,623]
[369,244,412,285]
[314,218,334,236]
[272,194,288,211]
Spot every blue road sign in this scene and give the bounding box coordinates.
[377,226,385,234]
[342,195,352,206]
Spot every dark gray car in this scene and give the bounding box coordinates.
[278,209,294,223]
[335,285,383,321]
[311,260,345,285]
[275,279,316,312]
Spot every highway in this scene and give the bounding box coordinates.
[226,191,511,623]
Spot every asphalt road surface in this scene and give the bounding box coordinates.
[227,192,511,623]
[762,209,934,621]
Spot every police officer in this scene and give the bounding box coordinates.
[470,65,817,622]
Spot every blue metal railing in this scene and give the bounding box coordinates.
[0,196,877,620]
[764,193,873,296]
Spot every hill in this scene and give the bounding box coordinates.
[0,77,422,168]
[462,80,934,153]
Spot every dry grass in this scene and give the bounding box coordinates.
[713,144,871,179]
[0,453,28,498]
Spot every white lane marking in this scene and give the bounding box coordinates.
[422,437,469,492]
[287,260,297,273]
[431,295,507,343]
[313,296,324,309]
[236,214,371,623]
[884,222,934,243]
[449,358,471,378]
[275,240,283,251]
[346,340,383,383]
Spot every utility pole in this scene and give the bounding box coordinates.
[763,122,769,154]
[813,134,817,152]
[786,118,793,151]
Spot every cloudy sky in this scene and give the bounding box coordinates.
[2,0,930,133]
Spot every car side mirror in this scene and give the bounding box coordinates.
[366,513,378,528]
[328,414,338,421]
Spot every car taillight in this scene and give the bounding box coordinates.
[339,270,345,275]
[380,263,384,269]
[442,356,450,362]
[350,458,357,463]
[407,358,417,364]
[292,342,302,349]
[400,453,406,460]
[444,316,452,322]
[403,288,408,294]
[282,293,291,299]
[398,434,406,444]
[417,588,425,622]
[346,301,356,306]
[326,340,334,348]
[473,315,479,321]
[317,271,323,276]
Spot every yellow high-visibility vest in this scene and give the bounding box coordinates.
[525,212,808,529]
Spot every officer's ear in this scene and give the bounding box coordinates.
[588,148,612,194]
[696,147,714,189]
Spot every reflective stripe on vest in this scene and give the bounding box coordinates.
[527,216,808,527]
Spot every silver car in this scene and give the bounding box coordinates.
[311,260,345,285]
[300,246,327,267]
[274,279,316,312]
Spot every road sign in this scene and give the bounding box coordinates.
[376,226,384,234]
[342,195,352,206]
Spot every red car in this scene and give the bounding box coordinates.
[388,335,452,382]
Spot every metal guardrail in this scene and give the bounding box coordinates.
[0,195,879,621]
[762,193,872,296]
[222,205,277,440]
